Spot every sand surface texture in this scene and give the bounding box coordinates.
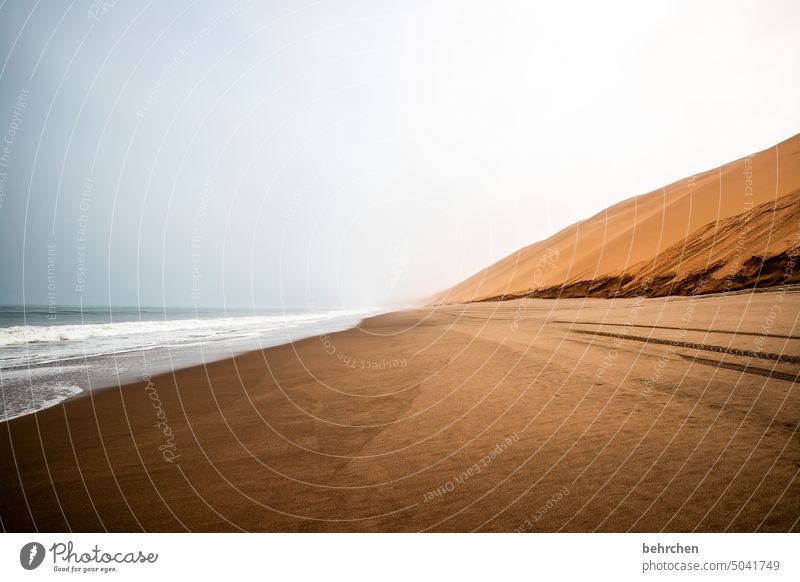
[1,291,797,532]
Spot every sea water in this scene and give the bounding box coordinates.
[0,305,371,422]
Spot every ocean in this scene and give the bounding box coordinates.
[0,305,371,423]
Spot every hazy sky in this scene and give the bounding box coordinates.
[1,0,799,310]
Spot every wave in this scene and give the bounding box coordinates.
[0,382,84,423]
[0,311,360,347]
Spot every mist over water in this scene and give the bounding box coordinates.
[1,1,799,312]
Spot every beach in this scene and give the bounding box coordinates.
[1,289,797,532]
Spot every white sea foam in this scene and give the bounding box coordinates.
[0,382,84,423]
[0,311,359,347]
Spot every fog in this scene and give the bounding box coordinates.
[1,0,798,309]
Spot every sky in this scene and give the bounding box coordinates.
[0,0,799,310]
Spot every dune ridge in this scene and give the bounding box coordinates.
[434,133,800,304]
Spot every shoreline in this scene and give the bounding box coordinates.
[0,310,374,425]
[0,291,797,532]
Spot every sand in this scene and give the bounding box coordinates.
[1,289,798,532]
[435,133,800,304]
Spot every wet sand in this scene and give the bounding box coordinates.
[1,290,798,532]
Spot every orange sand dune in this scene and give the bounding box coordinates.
[616,188,800,297]
[435,133,800,304]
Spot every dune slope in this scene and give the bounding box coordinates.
[434,133,800,304]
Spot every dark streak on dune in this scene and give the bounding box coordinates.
[479,199,800,301]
